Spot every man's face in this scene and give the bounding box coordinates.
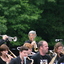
[41,42,49,54]
[20,50,28,58]
[29,33,36,41]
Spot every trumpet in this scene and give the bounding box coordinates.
[8,36,17,42]
[0,35,17,42]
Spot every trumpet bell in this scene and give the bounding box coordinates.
[8,36,17,42]
[13,37,17,42]
[34,48,38,52]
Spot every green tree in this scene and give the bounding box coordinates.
[0,0,42,46]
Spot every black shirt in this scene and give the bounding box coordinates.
[31,52,51,64]
[24,40,32,44]
[58,55,64,64]
[0,57,6,64]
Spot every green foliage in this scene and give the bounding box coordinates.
[35,36,43,42]
[0,0,42,46]
[0,16,7,33]
[0,0,64,47]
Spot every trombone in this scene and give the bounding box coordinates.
[8,49,17,58]
[0,35,17,42]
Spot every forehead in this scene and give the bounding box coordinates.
[29,33,36,37]
[21,50,28,53]
[43,41,48,46]
[29,33,35,35]
[58,46,63,49]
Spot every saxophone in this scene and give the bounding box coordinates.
[27,57,34,64]
[49,53,57,64]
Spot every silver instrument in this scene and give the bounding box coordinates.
[17,46,21,50]
[0,35,17,42]
[8,36,17,42]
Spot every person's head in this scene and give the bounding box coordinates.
[23,43,32,55]
[38,40,49,55]
[0,44,9,56]
[28,30,37,41]
[54,42,63,54]
[19,46,29,58]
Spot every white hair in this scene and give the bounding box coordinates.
[28,30,37,36]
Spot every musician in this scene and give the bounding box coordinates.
[31,40,51,64]
[53,42,64,61]
[24,30,38,52]
[0,35,9,46]
[0,44,13,64]
[23,43,35,58]
[9,46,34,64]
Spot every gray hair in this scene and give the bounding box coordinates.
[38,40,47,49]
[28,30,37,36]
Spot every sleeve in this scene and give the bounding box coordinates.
[0,39,6,46]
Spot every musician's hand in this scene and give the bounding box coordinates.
[2,35,8,40]
[31,41,36,46]
[6,54,13,64]
[6,53,13,59]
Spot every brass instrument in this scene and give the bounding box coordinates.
[34,47,38,52]
[49,52,57,64]
[8,50,17,58]
[27,57,34,64]
[23,57,34,64]
[32,41,38,52]
[0,35,17,42]
[6,50,17,64]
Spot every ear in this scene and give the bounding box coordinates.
[40,46,43,50]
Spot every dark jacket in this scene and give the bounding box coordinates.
[9,56,33,64]
[0,39,6,46]
[9,56,21,64]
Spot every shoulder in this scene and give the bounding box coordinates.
[12,56,20,60]
[45,54,51,59]
[46,54,51,57]
[9,56,20,64]
[31,52,40,59]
